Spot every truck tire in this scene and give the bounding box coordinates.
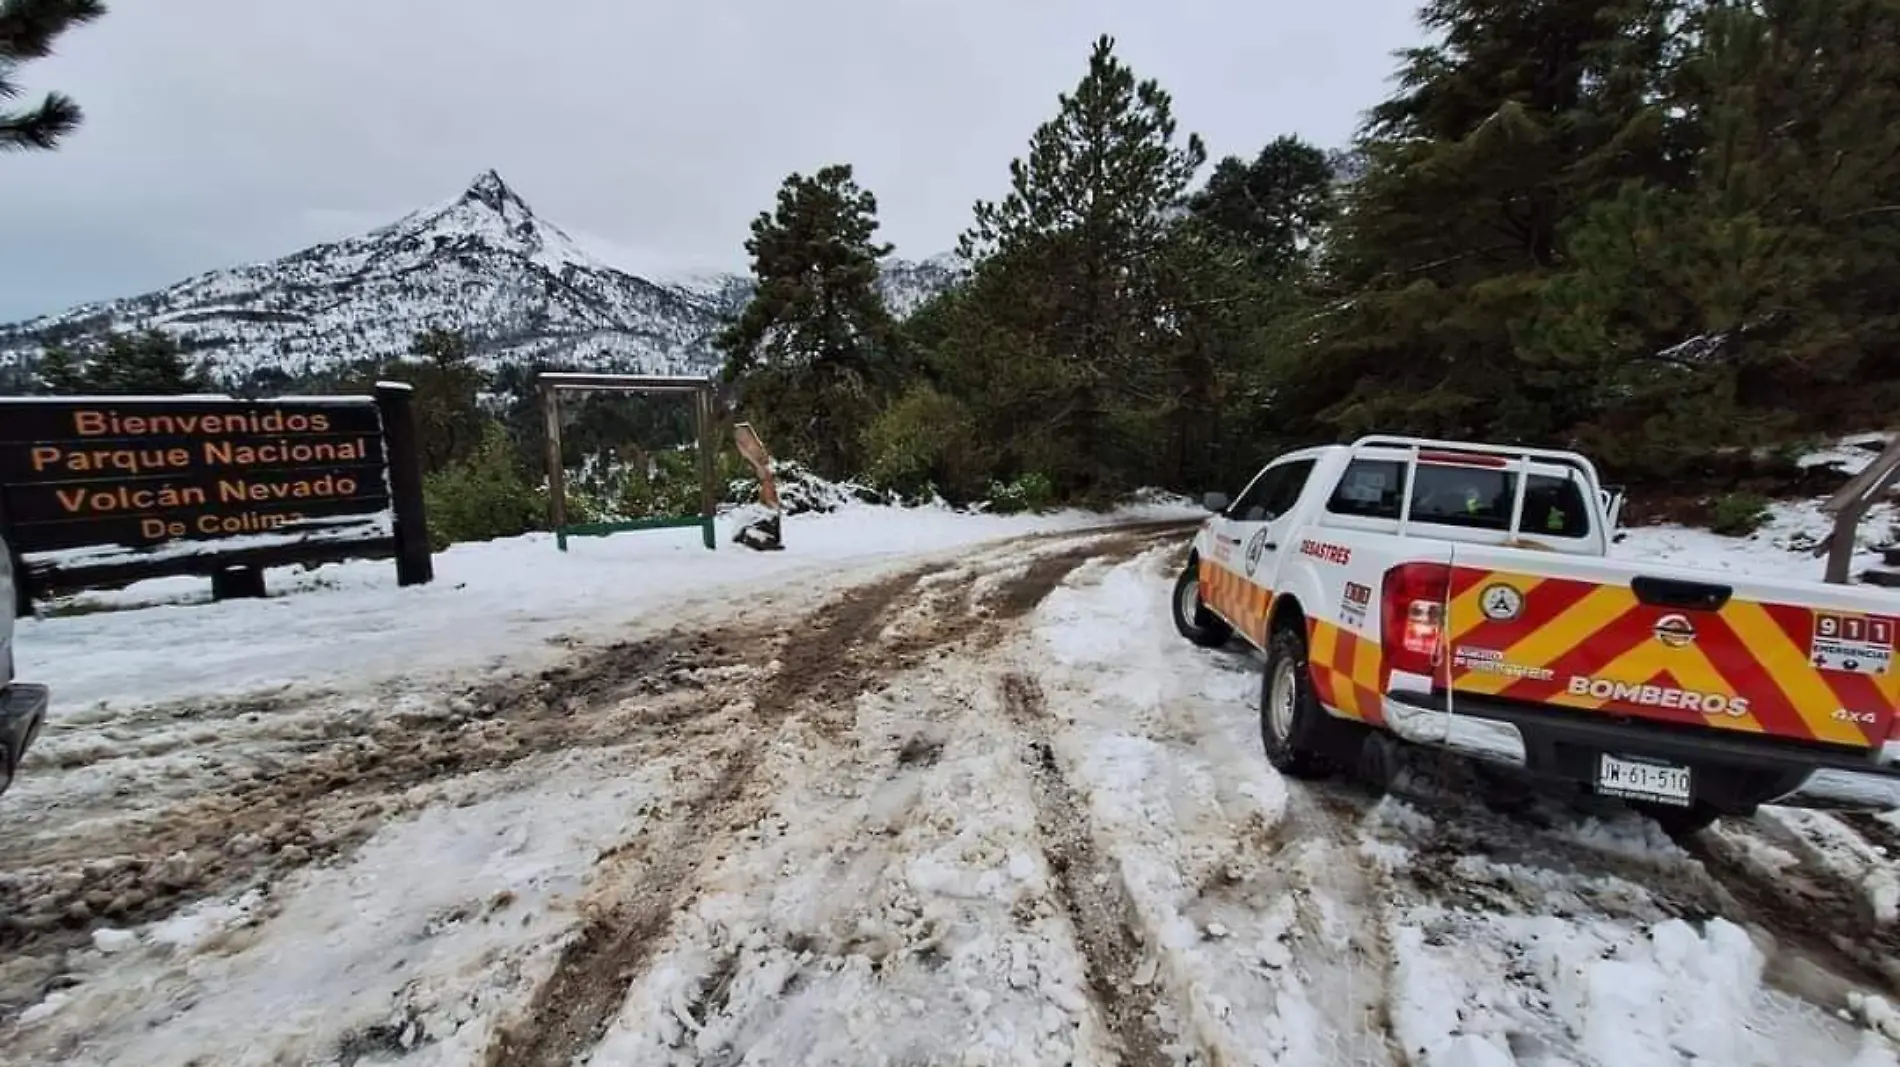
[1261,626,1336,779]
[1172,562,1233,648]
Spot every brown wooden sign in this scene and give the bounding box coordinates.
[0,398,389,553]
[1,389,433,614]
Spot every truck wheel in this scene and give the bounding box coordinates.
[1261,626,1336,779]
[1172,563,1233,648]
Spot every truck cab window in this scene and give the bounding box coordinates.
[1227,469,1280,522]
[1521,473,1590,538]
[1409,463,1513,530]
[1259,459,1315,520]
[1230,459,1314,523]
[1327,459,1405,519]
[1327,456,1593,536]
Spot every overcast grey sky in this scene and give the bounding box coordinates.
[1,0,1426,321]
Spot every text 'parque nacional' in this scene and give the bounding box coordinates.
[0,398,391,554]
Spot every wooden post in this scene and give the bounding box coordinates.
[1825,520,1860,585]
[0,493,28,619]
[4,540,28,621]
[211,565,267,601]
[374,383,435,586]
[1821,434,1900,584]
[696,384,716,551]
[541,379,569,552]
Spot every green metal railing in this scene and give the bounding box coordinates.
[555,514,716,552]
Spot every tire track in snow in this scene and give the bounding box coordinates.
[1020,547,1403,1066]
[1318,752,1900,1041]
[1388,760,1900,1003]
[483,560,931,1067]
[487,528,1175,1067]
[1271,784,1409,1067]
[1841,812,1900,860]
[1022,554,1884,1063]
[1687,829,1900,994]
[1002,671,1174,1067]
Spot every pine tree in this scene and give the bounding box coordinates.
[1533,0,1900,475]
[356,327,487,474]
[953,34,1207,496]
[1187,135,1337,276]
[1290,0,1678,447]
[33,328,206,395]
[715,163,899,480]
[0,0,107,153]
[33,341,81,392]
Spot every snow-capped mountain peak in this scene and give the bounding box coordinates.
[371,169,605,278]
[0,172,960,391]
[462,168,522,211]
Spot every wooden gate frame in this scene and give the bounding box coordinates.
[537,372,719,552]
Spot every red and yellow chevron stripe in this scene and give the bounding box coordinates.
[1198,557,1272,647]
[1445,567,1900,748]
[1306,617,1387,726]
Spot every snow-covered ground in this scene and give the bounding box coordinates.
[15,495,1197,711]
[7,464,1900,1066]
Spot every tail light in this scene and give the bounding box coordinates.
[1382,561,1452,682]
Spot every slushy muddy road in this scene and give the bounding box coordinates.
[4,524,1898,1067]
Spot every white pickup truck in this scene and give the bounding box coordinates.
[1,534,48,798]
[1172,434,1900,833]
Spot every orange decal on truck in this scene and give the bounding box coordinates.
[1199,558,1273,645]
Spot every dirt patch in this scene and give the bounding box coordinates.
[896,736,943,767]
[762,560,930,718]
[1002,672,1173,1067]
[985,545,1119,623]
[0,629,754,973]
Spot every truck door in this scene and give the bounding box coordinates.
[1204,458,1315,645]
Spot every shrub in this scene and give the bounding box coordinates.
[986,471,1056,514]
[861,384,986,503]
[1709,491,1771,537]
[423,421,545,550]
[568,443,751,521]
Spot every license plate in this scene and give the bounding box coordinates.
[1595,754,1692,807]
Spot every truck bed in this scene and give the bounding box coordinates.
[1443,544,1900,752]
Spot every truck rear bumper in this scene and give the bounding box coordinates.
[1,682,49,794]
[1382,690,1900,812]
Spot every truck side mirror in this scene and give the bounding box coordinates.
[1203,492,1229,513]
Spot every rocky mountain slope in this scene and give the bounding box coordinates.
[0,171,961,389]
